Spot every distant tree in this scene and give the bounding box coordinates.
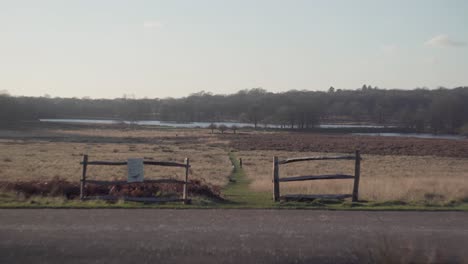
[414,109,427,132]
[238,113,249,123]
[361,84,372,91]
[260,116,274,128]
[328,86,335,93]
[208,123,217,134]
[247,105,260,129]
[2,87,468,135]
[275,106,290,128]
[231,125,238,134]
[218,124,228,134]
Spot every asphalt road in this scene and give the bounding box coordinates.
[0,209,467,264]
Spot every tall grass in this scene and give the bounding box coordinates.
[0,135,231,187]
[239,150,468,202]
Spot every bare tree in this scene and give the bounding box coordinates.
[208,123,217,134]
[218,124,228,134]
[231,125,238,134]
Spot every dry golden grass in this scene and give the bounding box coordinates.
[239,150,468,202]
[3,126,468,203]
[0,137,232,187]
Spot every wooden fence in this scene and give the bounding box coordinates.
[273,150,361,202]
[80,155,191,204]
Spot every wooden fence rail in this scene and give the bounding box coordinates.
[273,150,361,202]
[81,160,188,167]
[80,155,191,204]
[278,155,356,165]
[84,179,187,186]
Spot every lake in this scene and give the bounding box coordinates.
[40,119,261,128]
[39,118,389,129]
[39,119,465,140]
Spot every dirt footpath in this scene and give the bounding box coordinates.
[0,209,467,264]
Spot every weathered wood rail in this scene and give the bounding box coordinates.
[273,150,361,202]
[83,160,188,167]
[80,155,191,204]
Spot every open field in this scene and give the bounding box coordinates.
[0,141,231,186]
[0,125,468,206]
[0,128,231,186]
[239,150,468,202]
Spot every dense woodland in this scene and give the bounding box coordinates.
[1,86,468,134]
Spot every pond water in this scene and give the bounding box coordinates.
[40,119,261,128]
[39,119,388,129]
[39,119,465,140]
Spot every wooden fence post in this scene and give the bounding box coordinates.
[273,156,280,202]
[239,158,243,168]
[183,158,190,204]
[352,150,361,202]
[80,154,88,200]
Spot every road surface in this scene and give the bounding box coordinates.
[1,209,467,263]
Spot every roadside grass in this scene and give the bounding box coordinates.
[0,139,231,186]
[0,191,222,209]
[239,150,468,203]
[2,192,468,210]
[1,150,468,210]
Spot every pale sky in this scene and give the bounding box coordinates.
[1,0,467,99]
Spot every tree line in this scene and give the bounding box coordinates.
[1,86,468,134]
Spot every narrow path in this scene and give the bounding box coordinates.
[222,152,272,207]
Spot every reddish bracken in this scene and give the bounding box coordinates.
[0,177,222,200]
[230,133,468,158]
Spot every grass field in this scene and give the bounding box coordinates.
[238,150,468,203]
[0,129,231,186]
[1,126,468,208]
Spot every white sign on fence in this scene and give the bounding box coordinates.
[127,158,144,182]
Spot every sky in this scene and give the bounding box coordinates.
[1,0,467,99]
